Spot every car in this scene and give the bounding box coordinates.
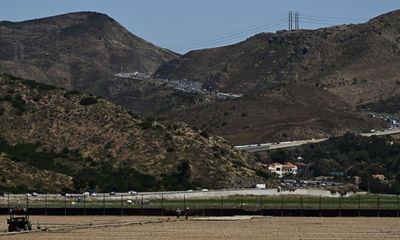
[186,189,194,192]
[109,191,116,196]
[201,189,209,192]
[31,192,39,197]
[25,193,32,197]
[83,192,90,197]
[128,191,137,195]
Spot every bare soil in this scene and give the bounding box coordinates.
[1,216,399,239]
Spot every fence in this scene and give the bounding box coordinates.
[0,193,399,216]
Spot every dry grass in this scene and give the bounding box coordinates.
[1,215,399,239]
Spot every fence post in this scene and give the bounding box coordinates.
[26,195,29,210]
[377,195,380,217]
[318,195,322,217]
[183,194,186,209]
[300,195,303,216]
[83,195,86,216]
[103,194,105,216]
[141,194,144,215]
[7,193,9,209]
[221,196,224,216]
[64,196,67,216]
[45,194,48,216]
[161,193,164,216]
[120,195,123,216]
[358,194,361,217]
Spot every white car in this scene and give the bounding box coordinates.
[128,191,137,195]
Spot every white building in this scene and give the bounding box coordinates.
[268,162,298,178]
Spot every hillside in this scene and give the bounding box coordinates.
[267,133,400,194]
[149,10,400,143]
[155,10,400,105]
[0,74,264,193]
[0,11,178,91]
[0,11,397,145]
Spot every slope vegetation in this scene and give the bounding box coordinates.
[0,74,263,193]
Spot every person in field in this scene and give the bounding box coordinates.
[184,207,190,220]
[175,208,181,219]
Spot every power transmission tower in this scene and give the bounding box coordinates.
[288,11,293,31]
[295,12,300,30]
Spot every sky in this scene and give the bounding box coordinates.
[1,0,400,54]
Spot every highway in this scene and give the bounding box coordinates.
[235,128,400,153]
[0,188,356,203]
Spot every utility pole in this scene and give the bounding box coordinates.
[295,12,299,30]
[288,11,293,31]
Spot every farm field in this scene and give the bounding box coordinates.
[0,216,399,239]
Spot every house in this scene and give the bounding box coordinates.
[293,162,309,174]
[268,162,298,178]
[372,174,387,182]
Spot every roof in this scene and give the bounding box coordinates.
[282,162,297,169]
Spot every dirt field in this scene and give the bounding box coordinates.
[0,215,399,239]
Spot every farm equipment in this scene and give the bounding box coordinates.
[7,208,32,232]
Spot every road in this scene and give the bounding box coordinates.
[0,188,355,203]
[235,128,400,152]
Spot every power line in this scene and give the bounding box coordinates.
[167,14,287,49]
[169,12,365,52]
[301,16,357,24]
[173,21,287,52]
[300,13,365,21]
[172,17,287,52]
[166,13,287,48]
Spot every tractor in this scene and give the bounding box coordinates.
[7,208,32,232]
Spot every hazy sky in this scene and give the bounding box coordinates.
[1,0,400,53]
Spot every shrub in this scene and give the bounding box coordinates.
[2,94,27,112]
[21,79,57,90]
[138,117,155,130]
[200,131,209,138]
[79,96,98,105]
[166,147,175,152]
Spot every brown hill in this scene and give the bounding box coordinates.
[0,11,178,91]
[149,11,400,143]
[0,74,263,193]
[155,10,400,105]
